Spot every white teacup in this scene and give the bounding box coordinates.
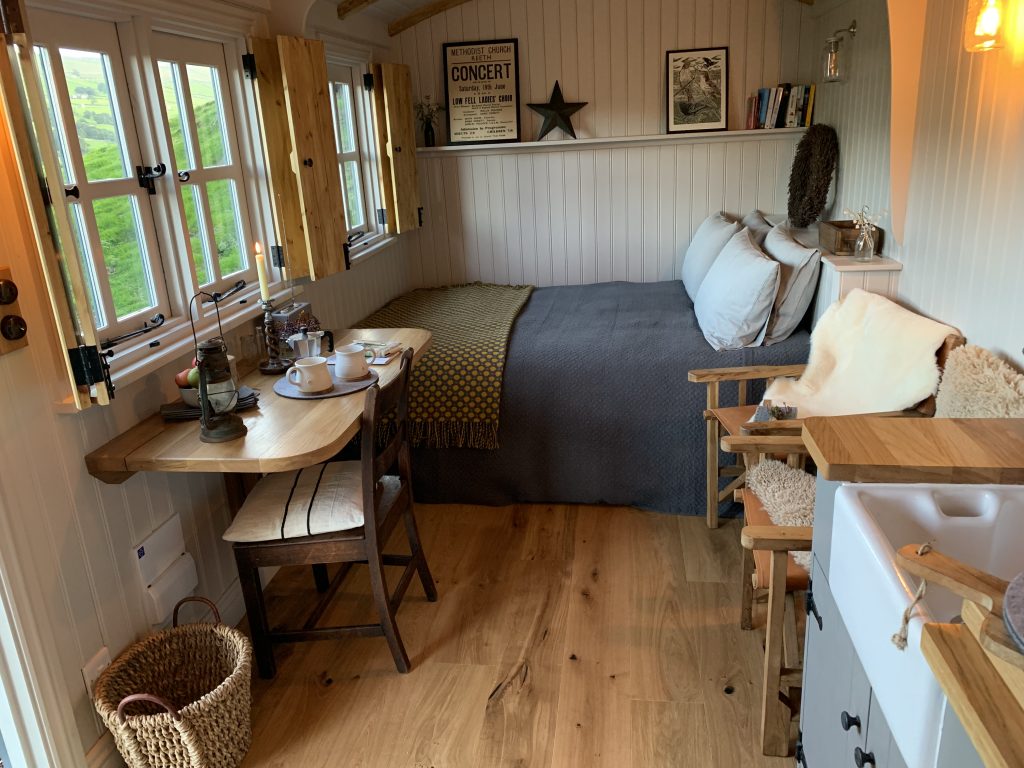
[334,343,370,380]
[286,356,333,393]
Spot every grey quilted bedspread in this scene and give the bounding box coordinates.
[411,281,811,515]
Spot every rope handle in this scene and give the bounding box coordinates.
[172,596,221,628]
[116,693,180,724]
[892,542,933,650]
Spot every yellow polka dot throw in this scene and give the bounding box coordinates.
[357,283,533,449]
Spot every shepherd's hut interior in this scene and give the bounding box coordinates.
[1,0,1023,765]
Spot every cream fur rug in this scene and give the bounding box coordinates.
[763,289,956,417]
[746,460,815,571]
[935,345,1024,417]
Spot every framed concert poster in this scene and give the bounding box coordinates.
[443,39,521,145]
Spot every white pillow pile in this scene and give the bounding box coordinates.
[685,210,822,350]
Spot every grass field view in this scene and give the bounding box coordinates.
[44,48,245,324]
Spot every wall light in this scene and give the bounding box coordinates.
[964,0,1005,51]
[822,20,858,82]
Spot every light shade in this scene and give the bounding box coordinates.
[964,0,1005,51]
[822,38,844,82]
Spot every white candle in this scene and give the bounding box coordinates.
[254,242,270,302]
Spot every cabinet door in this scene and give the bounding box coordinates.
[800,561,872,766]
[862,692,910,768]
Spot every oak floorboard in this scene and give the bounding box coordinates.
[240,503,792,768]
[679,514,745,584]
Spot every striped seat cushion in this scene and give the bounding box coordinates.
[223,461,401,543]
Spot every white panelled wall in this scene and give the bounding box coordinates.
[392,0,815,288]
[809,0,1024,367]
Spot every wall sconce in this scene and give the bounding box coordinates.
[822,20,858,82]
[963,0,1005,51]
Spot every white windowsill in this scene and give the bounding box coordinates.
[349,234,397,266]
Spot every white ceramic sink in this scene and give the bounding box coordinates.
[830,484,1024,768]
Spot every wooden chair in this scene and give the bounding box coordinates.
[224,349,437,679]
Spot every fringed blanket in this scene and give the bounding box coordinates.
[356,283,533,449]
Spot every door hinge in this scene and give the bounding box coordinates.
[376,208,386,227]
[68,345,115,398]
[269,245,284,269]
[136,163,167,195]
[795,732,808,767]
[417,207,423,227]
[242,53,257,80]
[363,72,374,91]
[806,578,823,630]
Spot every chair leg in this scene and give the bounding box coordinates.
[367,550,411,673]
[760,550,792,757]
[404,507,437,602]
[235,551,276,679]
[706,382,720,528]
[312,563,330,593]
[782,593,801,702]
[740,545,755,631]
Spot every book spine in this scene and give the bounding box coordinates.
[805,84,816,126]
[757,88,770,128]
[776,84,791,129]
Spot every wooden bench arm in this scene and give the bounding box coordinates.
[721,434,809,455]
[741,525,814,552]
[687,364,807,384]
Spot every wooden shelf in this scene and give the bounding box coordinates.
[415,127,807,157]
[823,254,904,272]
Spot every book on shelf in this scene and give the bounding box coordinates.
[749,82,816,128]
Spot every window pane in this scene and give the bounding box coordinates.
[157,61,192,171]
[342,162,364,229]
[333,82,356,154]
[181,185,212,285]
[206,179,245,277]
[68,204,105,328]
[33,47,73,184]
[93,196,156,318]
[58,48,129,182]
[185,64,228,167]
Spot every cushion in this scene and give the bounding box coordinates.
[935,345,1024,417]
[681,212,740,300]
[223,461,401,542]
[694,228,781,351]
[741,210,774,247]
[763,226,822,345]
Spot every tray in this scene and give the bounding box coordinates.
[272,369,378,400]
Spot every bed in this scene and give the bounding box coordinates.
[408,280,811,515]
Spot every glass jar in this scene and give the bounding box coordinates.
[854,225,875,261]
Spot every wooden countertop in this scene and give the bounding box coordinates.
[85,328,430,483]
[801,416,1024,484]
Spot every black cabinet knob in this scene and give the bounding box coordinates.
[841,711,862,732]
[854,747,876,767]
[1,314,27,341]
[0,279,17,305]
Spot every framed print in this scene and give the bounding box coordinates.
[443,39,521,145]
[666,47,728,133]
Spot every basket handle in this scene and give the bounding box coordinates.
[172,596,221,627]
[116,693,180,724]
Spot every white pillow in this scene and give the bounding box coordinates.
[763,226,822,345]
[741,210,774,247]
[694,228,781,351]
[681,212,740,301]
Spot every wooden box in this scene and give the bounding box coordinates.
[818,220,885,255]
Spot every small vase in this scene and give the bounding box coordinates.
[423,122,436,148]
[854,225,875,261]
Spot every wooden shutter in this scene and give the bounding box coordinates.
[251,36,347,281]
[370,62,420,234]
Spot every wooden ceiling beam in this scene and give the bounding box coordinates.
[337,0,380,20]
[387,0,474,36]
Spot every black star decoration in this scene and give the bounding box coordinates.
[528,81,587,141]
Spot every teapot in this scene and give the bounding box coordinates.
[286,326,334,359]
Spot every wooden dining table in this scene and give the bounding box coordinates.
[85,328,431,507]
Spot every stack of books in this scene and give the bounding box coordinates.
[745,83,816,130]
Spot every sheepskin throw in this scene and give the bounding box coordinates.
[935,345,1024,418]
[746,460,815,571]
[763,289,956,417]
[356,283,533,450]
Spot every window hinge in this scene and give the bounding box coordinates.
[136,163,166,195]
[343,241,351,271]
[795,732,808,767]
[68,345,115,398]
[242,53,257,80]
[376,208,386,226]
[363,72,374,91]
[38,177,53,207]
[806,578,823,631]
[269,245,284,269]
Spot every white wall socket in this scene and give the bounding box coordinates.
[82,646,111,699]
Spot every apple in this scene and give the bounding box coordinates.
[186,367,200,389]
[174,367,192,388]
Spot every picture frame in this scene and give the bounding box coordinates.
[443,39,521,145]
[665,47,728,134]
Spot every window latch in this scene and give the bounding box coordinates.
[100,313,165,350]
[136,163,167,195]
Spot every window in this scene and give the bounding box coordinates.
[29,9,265,361]
[329,63,383,251]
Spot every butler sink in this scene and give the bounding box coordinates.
[830,484,1024,768]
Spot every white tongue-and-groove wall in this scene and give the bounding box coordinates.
[392,0,816,288]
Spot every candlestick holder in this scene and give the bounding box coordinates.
[258,300,292,375]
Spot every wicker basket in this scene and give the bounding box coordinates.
[93,597,253,768]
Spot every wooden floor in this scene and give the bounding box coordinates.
[241,504,794,768]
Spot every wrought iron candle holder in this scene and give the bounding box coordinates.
[258,300,292,375]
